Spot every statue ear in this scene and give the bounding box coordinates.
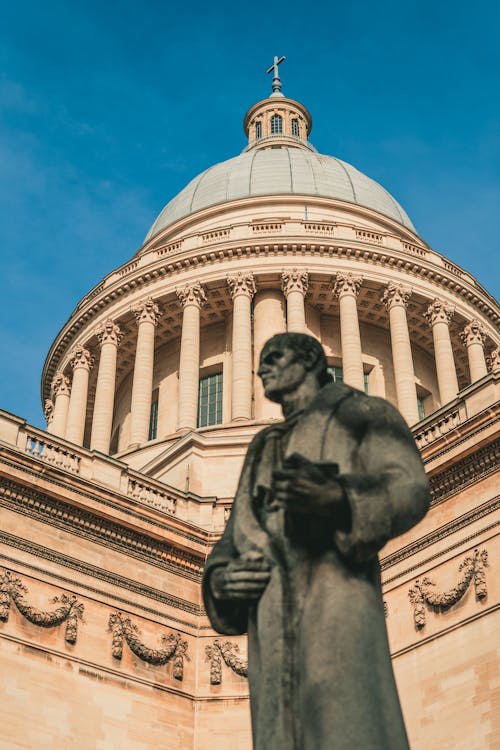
[302,346,320,373]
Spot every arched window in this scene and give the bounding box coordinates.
[270,114,283,135]
[291,118,300,137]
[255,121,262,139]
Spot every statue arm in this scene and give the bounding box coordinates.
[203,431,268,635]
[202,510,250,635]
[333,398,430,563]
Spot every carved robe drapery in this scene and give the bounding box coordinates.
[203,383,430,750]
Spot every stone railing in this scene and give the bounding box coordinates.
[23,429,82,474]
[412,372,499,452]
[127,476,177,515]
[412,402,463,450]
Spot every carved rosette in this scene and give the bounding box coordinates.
[205,639,248,685]
[460,319,486,348]
[424,298,455,327]
[108,611,188,680]
[69,344,95,372]
[226,272,256,300]
[95,318,123,347]
[381,283,412,310]
[332,272,363,298]
[0,569,85,644]
[281,269,309,297]
[131,297,162,326]
[44,399,55,424]
[408,549,488,630]
[51,370,70,398]
[487,346,500,372]
[176,281,207,309]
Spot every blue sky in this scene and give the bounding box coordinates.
[1,0,499,428]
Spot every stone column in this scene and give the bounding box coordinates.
[176,282,206,431]
[281,269,308,332]
[90,319,123,453]
[66,345,94,445]
[49,371,71,437]
[425,299,459,405]
[332,272,364,391]
[460,319,487,383]
[253,289,286,420]
[129,298,162,445]
[227,272,256,421]
[382,283,420,425]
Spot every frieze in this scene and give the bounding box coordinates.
[108,611,188,680]
[427,439,499,504]
[0,568,84,643]
[206,639,248,684]
[408,549,488,630]
[0,475,204,581]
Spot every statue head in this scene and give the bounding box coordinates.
[258,333,332,403]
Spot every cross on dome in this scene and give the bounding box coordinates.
[266,55,286,97]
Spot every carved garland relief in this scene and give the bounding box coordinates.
[108,610,189,680]
[0,569,190,680]
[205,639,248,684]
[408,549,488,630]
[0,569,85,644]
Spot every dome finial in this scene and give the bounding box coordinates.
[266,55,286,97]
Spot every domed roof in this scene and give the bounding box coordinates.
[145,147,416,241]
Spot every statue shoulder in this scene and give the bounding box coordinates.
[336,390,414,442]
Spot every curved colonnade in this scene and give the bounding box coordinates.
[42,196,500,466]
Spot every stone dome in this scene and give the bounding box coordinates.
[145,147,416,241]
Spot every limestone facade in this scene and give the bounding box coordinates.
[1,84,499,749]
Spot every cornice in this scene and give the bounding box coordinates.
[427,439,499,503]
[0,476,206,581]
[41,238,500,401]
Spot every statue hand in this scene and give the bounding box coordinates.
[210,551,271,602]
[272,456,347,521]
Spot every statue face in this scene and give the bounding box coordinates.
[258,341,309,402]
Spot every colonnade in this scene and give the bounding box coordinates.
[45,273,495,452]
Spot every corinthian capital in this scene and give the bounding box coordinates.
[332,272,363,298]
[51,371,70,398]
[176,282,207,308]
[95,318,123,347]
[131,297,162,326]
[44,399,55,424]
[281,269,309,297]
[460,319,486,348]
[226,272,256,300]
[381,282,412,310]
[69,344,95,371]
[424,298,455,326]
[487,347,500,372]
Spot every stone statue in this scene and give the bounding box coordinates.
[203,333,430,750]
